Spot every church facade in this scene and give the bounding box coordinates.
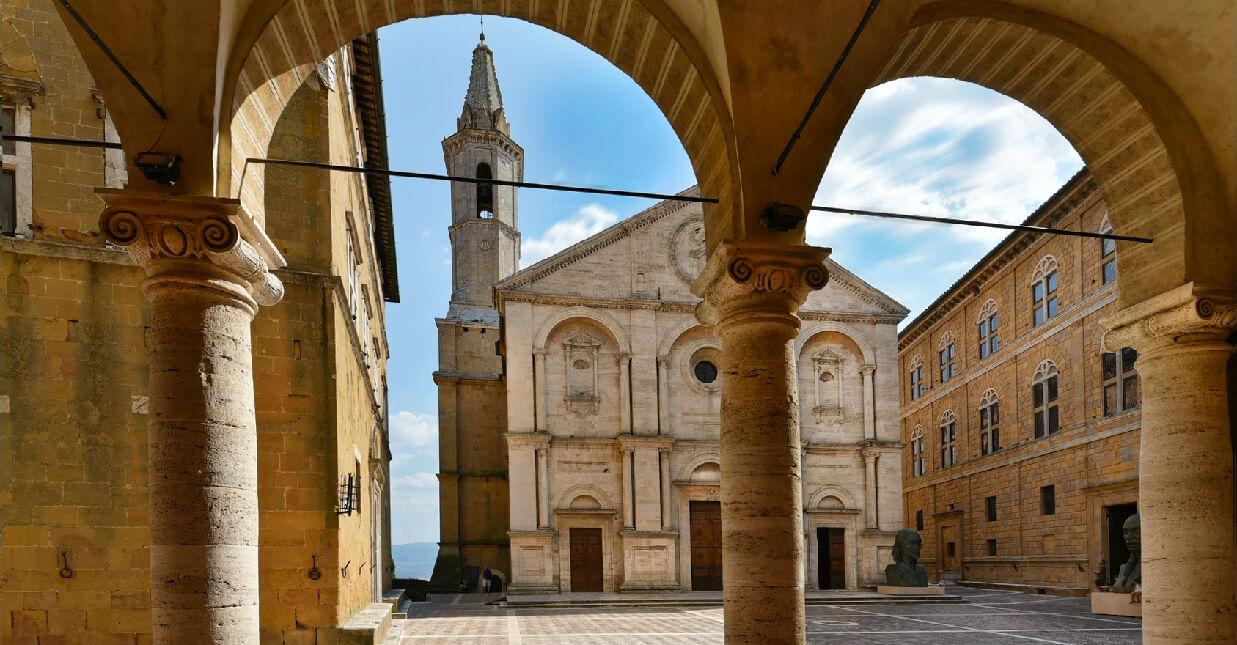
[433,37,909,593]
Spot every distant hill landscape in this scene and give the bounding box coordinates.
[392,543,438,580]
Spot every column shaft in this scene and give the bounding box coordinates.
[147,283,260,644]
[619,354,632,434]
[1138,343,1235,643]
[534,351,548,431]
[861,366,876,441]
[660,450,672,530]
[862,451,878,530]
[537,448,551,529]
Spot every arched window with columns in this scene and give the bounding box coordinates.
[1099,214,1117,285]
[939,410,957,468]
[1031,256,1060,327]
[908,355,925,401]
[938,332,956,383]
[977,299,999,359]
[1032,360,1060,438]
[910,425,925,477]
[979,389,1000,455]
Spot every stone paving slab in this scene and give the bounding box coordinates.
[395,587,1142,644]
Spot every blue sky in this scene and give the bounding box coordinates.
[377,16,1082,546]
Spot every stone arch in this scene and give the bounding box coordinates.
[1032,255,1059,283]
[1033,359,1059,382]
[222,2,735,241]
[807,486,856,511]
[534,307,629,353]
[977,299,998,324]
[795,322,874,365]
[659,320,710,357]
[938,330,955,351]
[980,387,999,407]
[676,452,721,482]
[555,484,615,511]
[870,5,1232,306]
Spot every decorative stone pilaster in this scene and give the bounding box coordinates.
[506,433,552,532]
[693,240,829,645]
[620,446,635,529]
[533,349,549,432]
[659,447,673,530]
[861,444,880,530]
[860,365,876,441]
[97,190,285,645]
[1104,283,1236,645]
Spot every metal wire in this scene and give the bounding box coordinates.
[0,135,1150,244]
[3,134,122,150]
[54,0,166,119]
[773,0,881,175]
[242,157,719,204]
[809,204,1153,243]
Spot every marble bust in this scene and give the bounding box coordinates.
[1110,513,1141,593]
[885,528,929,587]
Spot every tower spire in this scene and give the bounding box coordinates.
[458,30,509,134]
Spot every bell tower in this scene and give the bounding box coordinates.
[443,32,522,317]
[431,32,518,591]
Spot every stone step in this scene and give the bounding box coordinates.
[338,602,394,645]
[503,593,965,609]
[957,580,1089,597]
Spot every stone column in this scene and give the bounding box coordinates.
[537,446,552,529]
[534,349,548,431]
[860,365,876,441]
[1106,284,1236,645]
[621,447,635,528]
[657,356,671,435]
[694,241,829,644]
[98,190,284,645]
[861,445,879,530]
[660,447,673,530]
[618,353,632,434]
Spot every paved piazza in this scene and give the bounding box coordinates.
[387,587,1141,644]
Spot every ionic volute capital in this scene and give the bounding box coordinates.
[1104,283,1237,355]
[691,240,830,330]
[97,190,286,308]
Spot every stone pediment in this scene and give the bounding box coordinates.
[496,187,907,322]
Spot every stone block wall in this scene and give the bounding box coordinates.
[898,175,1141,588]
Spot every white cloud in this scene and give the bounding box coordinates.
[520,203,618,267]
[391,410,437,449]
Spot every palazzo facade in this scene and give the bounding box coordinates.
[898,171,1141,591]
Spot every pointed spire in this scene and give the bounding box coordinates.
[458,32,509,135]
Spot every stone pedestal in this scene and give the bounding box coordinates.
[618,530,679,591]
[507,530,559,594]
[1106,284,1236,644]
[98,190,285,645]
[694,241,829,644]
[1091,591,1142,617]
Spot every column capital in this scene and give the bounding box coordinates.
[860,364,877,376]
[860,444,881,463]
[1105,283,1236,354]
[656,355,670,367]
[533,347,548,357]
[98,189,285,309]
[691,240,830,331]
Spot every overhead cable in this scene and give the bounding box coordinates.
[809,204,1153,243]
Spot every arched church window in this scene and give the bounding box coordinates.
[977,299,999,359]
[908,355,925,401]
[476,162,494,218]
[938,331,956,383]
[939,410,958,468]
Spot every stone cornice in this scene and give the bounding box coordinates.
[1104,282,1237,353]
[821,258,910,317]
[497,290,695,313]
[433,371,502,384]
[693,240,830,329]
[0,236,135,265]
[617,433,674,451]
[505,432,551,450]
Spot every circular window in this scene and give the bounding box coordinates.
[693,360,718,384]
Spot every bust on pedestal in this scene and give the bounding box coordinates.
[877,528,944,595]
[1091,513,1142,616]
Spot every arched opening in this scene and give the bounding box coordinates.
[475,162,494,218]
